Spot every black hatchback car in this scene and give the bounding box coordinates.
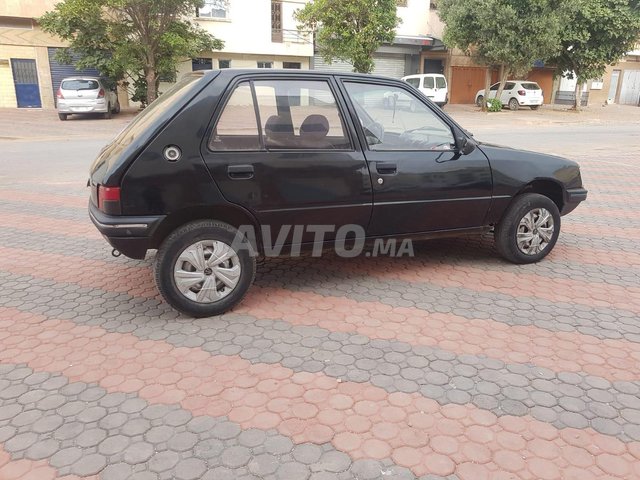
[89,69,587,317]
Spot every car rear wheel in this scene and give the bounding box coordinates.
[530,105,540,110]
[58,113,67,121]
[508,98,519,111]
[476,95,484,107]
[112,100,120,114]
[154,220,256,317]
[104,105,112,119]
[494,193,560,264]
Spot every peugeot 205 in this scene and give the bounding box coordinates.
[89,69,587,317]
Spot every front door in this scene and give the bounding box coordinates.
[11,59,41,108]
[202,76,372,245]
[341,80,492,235]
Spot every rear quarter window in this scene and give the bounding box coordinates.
[61,79,99,90]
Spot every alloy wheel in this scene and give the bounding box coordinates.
[516,208,555,255]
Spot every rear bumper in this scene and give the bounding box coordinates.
[89,201,165,259]
[561,187,588,215]
[58,100,108,114]
[517,98,543,106]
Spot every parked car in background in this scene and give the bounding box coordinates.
[475,81,544,110]
[56,77,120,120]
[89,69,587,317]
[403,73,448,107]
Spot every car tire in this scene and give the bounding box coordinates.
[508,98,519,111]
[530,105,540,110]
[104,106,112,119]
[476,95,484,107]
[112,100,121,114]
[494,193,561,264]
[154,220,256,317]
[58,113,68,121]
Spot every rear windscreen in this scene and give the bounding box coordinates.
[522,83,541,90]
[435,77,446,88]
[61,79,99,90]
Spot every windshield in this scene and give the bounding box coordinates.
[61,79,98,90]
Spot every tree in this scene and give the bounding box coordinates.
[40,0,224,105]
[295,0,399,73]
[550,0,640,110]
[438,0,568,110]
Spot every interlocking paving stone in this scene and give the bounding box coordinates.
[0,365,448,479]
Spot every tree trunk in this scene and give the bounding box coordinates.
[145,67,158,106]
[494,64,508,103]
[573,81,582,111]
[482,66,492,112]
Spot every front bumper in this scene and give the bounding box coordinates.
[561,187,588,215]
[89,201,165,259]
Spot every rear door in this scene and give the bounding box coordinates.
[340,78,492,235]
[500,82,516,104]
[201,74,372,245]
[420,75,436,100]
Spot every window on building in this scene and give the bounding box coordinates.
[197,0,228,19]
[209,82,261,151]
[254,80,351,150]
[345,82,454,151]
[283,62,302,69]
[0,16,33,29]
[192,58,213,71]
[257,62,273,69]
[271,1,283,42]
[218,59,231,69]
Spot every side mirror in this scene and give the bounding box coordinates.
[456,134,476,155]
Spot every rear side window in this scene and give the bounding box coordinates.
[522,82,541,90]
[210,79,351,151]
[405,78,420,88]
[61,79,99,90]
[435,76,446,88]
[209,82,261,151]
[423,77,435,88]
[505,82,516,90]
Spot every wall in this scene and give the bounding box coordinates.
[0,0,59,18]
[195,0,313,58]
[0,43,54,108]
[588,55,640,105]
[396,0,430,37]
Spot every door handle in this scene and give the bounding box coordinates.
[227,165,254,179]
[376,162,397,175]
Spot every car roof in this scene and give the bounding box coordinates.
[193,68,410,84]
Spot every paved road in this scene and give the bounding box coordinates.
[0,111,639,480]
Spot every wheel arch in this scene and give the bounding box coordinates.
[517,179,564,212]
[151,204,262,252]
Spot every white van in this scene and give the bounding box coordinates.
[402,73,448,108]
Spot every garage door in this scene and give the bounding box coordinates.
[450,66,491,104]
[619,70,640,106]
[48,48,100,106]
[312,53,406,78]
[526,68,554,104]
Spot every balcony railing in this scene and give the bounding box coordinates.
[271,28,312,44]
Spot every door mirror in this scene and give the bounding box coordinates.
[456,134,476,155]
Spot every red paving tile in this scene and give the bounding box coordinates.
[0,307,638,479]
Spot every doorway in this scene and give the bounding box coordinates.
[11,58,42,108]
[423,59,444,74]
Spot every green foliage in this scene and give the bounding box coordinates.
[438,0,567,77]
[295,0,400,73]
[550,0,640,83]
[40,0,224,104]
[486,98,503,112]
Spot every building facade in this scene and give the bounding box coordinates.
[588,48,640,106]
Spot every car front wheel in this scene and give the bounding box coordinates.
[494,193,560,264]
[154,220,256,317]
[476,95,484,107]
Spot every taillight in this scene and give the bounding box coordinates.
[56,88,64,99]
[98,88,105,98]
[518,89,526,96]
[98,186,121,215]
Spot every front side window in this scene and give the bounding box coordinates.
[489,83,499,91]
[254,80,350,150]
[345,82,455,151]
[197,0,228,18]
[209,82,260,151]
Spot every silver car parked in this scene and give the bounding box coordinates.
[56,77,120,120]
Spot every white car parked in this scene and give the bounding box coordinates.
[475,80,544,110]
[56,77,120,121]
[403,73,448,107]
